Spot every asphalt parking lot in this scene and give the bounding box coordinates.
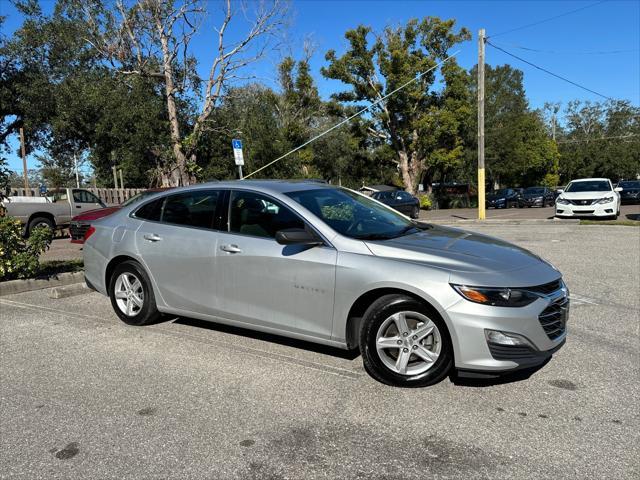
[1,223,639,479]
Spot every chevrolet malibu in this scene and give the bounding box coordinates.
[84,181,568,387]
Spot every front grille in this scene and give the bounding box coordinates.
[527,279,562,295]
[70,222,90,240]
[568,199,596,206]
[539,297,569,340]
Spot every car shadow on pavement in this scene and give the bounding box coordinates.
[171,316,361,361]
[449,359,550,388]
[625,212,640,221]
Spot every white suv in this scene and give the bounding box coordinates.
[555,178,621,219]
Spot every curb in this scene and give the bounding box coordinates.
[425,218,581,225]
[49,282,91,299]
[0,271,85,297]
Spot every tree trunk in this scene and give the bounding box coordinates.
[398,150,424,195]
[157,17,191,187]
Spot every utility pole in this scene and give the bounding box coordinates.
[19,127,30,196]
[73,152,80,188]
[477,29,486,220]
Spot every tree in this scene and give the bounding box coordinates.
[466,64,559,188]
[322,18,470,194]
[68,0,288,186]
[558,100,639,182]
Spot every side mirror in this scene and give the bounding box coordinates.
[275,228,323,246]
[614,187,623,192]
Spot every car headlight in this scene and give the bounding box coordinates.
[451,284,539,307]
[596,196,614,204]
[556,197,570,205]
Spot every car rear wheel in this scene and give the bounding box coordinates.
[27,216,54,237]
[411,205,420,219]
[359,294,453,387]
[109,261,161,326]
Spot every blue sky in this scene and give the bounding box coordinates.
[1,0,639,172]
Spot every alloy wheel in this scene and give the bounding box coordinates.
[375,311,442,376]
[114,272,144,317]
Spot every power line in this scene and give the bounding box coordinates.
[488,0,608,38]
[485,40,614,101]
[488,42,639,56]
[244,51,460,179]
[557,134,639,143]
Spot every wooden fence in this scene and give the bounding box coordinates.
[9,187,146,206]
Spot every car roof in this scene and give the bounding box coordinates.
[569,178,610,182]
[171,179,336,195]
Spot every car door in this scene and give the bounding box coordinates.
[135,189,224,315]
[215,189,337,340]
[71,189,105,217]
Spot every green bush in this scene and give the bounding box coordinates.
[418,193,433,210]
[0,216,53,281]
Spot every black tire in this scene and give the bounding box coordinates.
[27,216,54,237]
[411,205,420,219]
[109,260,161,326]
[359,294,453,388]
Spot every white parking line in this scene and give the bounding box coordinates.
[0,298,361,380]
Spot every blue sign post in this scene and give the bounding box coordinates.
[232,139,244,179]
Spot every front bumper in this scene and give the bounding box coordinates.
[519,197,544,207]
[445,291,568,372]
[555,201,616,217]
[487,199,506,208]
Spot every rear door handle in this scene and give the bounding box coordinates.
[220,244,242,253]
[143,234,162,242]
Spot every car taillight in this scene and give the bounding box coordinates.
[84,226,96,241]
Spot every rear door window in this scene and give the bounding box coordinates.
[161,190,220,229]
[134,197,165,222]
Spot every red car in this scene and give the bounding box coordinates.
[70,189,168,243]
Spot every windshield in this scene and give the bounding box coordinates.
[524,187,545,195]
[565,181,611,193]
[286,187,417,240]
[619,181,640,188]
[122,190,159,207]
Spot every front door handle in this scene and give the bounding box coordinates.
[143,234,162,242]
[220,244,242,254]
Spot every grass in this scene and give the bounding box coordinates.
[37,259,84,278]
[580,219,640,227]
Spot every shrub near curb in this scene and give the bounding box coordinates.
[0,216,53,281]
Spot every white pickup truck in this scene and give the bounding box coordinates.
[1,188,106,236]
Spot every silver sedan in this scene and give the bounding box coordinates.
[83,181,568,387]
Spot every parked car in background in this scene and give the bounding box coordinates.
[371,189,421,218]
[555,178,621,219]
[0,188,105,236]
[486,188,522,208]
[84,181,568,387]
[518,187,555,208]
[70,188,169,243]
[617,180,640,204]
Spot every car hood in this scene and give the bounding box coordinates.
[560,191,612,200]
[72,206,120,221]
[486,194,506,201]
[523,193,543,198]
[364,225,548,275]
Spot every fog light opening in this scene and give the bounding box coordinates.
[485,329,535,348]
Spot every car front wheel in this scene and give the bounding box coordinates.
[109,260,161,326]
[359,294,453,387]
